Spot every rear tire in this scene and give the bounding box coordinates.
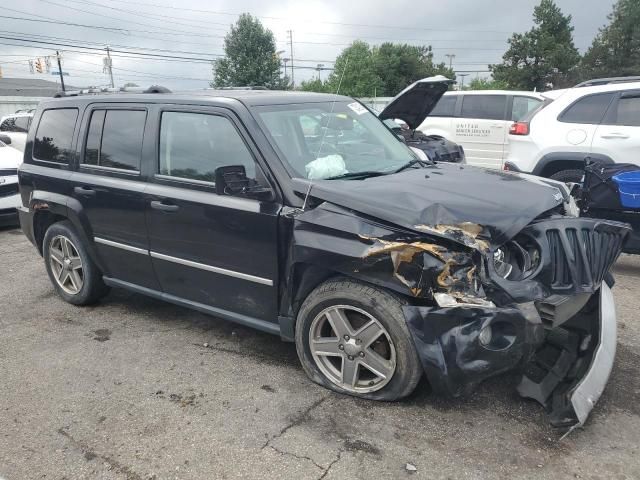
[43,221,109,305]
[295,278,423,401]
[550,168,584,184]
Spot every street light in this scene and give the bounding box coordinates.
[316,63,325,81]
[458,73,469,90]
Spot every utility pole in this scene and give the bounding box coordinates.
[105,46,115,88]
[287,30,294,88]
[56,51,66,92]
[316,64,325,81]
[445,54,455,71]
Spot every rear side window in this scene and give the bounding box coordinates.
[606,94,640,127]
[33,108,78,163]
[460,95,507,120]
[430,96,457,117]
[511,96,542,121]
[83,109,146,172]
[0,118,13,131]
[159,111,255,183]
[558,93,615,124]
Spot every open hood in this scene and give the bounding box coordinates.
[379,76,455,130]
[293,163,565,249]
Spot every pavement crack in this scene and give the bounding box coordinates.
[261,395,330,449]
[317,449,344,480]
[267,445,324,471]
[57,427,144,480]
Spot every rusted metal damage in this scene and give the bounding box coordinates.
[361,235,483,301]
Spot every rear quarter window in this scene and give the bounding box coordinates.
[33,108,79,164]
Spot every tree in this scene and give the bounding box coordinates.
[468,77,509,90]
[322,41,381,97]
[299,78,328,93]
[122,82,139,88]
[490,0,580,90]
[580,0,640,79]
[211,13,288,89]
[302,41,456,97]
[372,43,454,96]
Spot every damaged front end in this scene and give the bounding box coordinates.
[397,217,629,428]
[289,189,630,428]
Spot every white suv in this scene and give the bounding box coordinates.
[0,112,34,152]
[418,90,544,169]
[504,78,640,182]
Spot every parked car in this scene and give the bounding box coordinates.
[504,77,640,183]
[0,134,22,226]
[379,76,465,164]
[418,90,544,169]
[18,87,629,428]
[0,111,34,152]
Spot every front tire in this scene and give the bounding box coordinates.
[295,278,422,401]
[43,221,109,305]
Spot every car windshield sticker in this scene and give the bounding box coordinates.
[347,102,368,115]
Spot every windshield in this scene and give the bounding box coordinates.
[254,101,416,180]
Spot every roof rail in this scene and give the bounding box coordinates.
[53,84,172,98]
[218,86,268,90]
[575,76,640,87]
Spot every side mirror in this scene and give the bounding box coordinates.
[215,165,273,200]
[0,134,11,145]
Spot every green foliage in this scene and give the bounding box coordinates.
[490,0,580,90]
[467,77,509,90]
[302,40,455,97]
[580,0,640,79]
[211,13,288,89]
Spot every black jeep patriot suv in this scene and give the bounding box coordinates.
[18,79,630,429]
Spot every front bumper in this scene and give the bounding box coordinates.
[403,283,616,428]
[0,175,20,226]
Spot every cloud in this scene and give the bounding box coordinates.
[0,0,614,91]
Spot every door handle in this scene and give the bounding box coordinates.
[74,186,95,197]
[150,200,179,212]
[601,132,630,139]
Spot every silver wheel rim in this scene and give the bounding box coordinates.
[49,235,84,295]
[309,305,396,394]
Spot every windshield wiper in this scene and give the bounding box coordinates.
[393,158,432,173]
[325,171,389,180]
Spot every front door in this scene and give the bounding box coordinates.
[71,105,159,290]
[592,90,640,165]
[144,107,281,323]
[453,94,508,169]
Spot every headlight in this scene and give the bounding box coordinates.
[493,235,541,280]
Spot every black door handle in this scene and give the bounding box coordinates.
[74,186,95,197]
[150,200,179,212]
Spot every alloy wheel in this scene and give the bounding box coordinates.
[309,305,397,394]
[49,235,84,295]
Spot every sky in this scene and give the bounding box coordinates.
[0,0,616,92]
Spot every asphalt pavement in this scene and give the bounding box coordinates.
[1,225,639,480]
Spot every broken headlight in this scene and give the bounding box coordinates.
[493,235,541,281]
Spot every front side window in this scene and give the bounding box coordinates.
[460,95,507,120]
[83,109,146,171]
[430,95,457,117]
[559,93,615,124]
[159,111,256,183]
[33,108,78,163]
[255,102,416,179]
[511,96,542,121]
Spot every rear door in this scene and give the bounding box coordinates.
[592,90,640,165]
[71,104,159,290]
[452,94,508,169]
[144,106,281,324]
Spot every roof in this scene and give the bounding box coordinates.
[0,78,76,97]
[40,89,354,108]
[442,90,544,97]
